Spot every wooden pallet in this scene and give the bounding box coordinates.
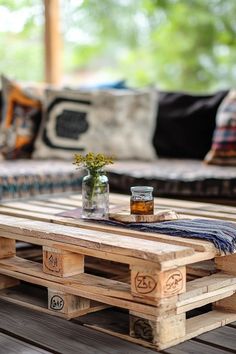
[0,193,236,350]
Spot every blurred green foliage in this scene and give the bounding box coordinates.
[1,0,236,92]
[0,0,43,82]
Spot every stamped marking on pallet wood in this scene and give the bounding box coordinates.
[133,318,154,341]
[131,266,186,300]
[50,295,64,311]
[164,270,183,295]
[135,273,157,294]
[130,315,155,343]
[44,252,62,273]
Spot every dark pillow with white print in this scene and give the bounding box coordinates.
[34,88,158,160]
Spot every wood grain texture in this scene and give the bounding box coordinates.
[0,214,195,267]
[0,333,50,354]
[109,209,179,223]
[44,0,61,84]
[0,197,217,253]
[165,339,233,354]
[0,237,15,259]
[197,325,236,351]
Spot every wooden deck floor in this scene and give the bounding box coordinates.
[0,299,235,354]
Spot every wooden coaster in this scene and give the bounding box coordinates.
[109,209,179,223]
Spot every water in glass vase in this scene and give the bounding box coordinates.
[82,170,109,219]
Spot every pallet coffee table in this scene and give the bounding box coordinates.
[0,193,236,351]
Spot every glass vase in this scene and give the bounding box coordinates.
[82,169,109,219]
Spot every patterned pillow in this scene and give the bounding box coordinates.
[0,76,42,159]
[205,90,236,165]
[33,88,157,160]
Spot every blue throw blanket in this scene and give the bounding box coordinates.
[57,208,236,254]
[100,218,236,254]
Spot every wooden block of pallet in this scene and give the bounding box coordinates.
[0,274,19,290]
[130,311,186,346]
[43,246,84,277]
[0,237,15,259]
[130,265,186,300]
[48,288,90,316]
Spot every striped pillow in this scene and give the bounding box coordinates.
[205,90,236,165]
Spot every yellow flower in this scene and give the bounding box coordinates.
[73,152,114,174]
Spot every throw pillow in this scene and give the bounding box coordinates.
[33,88,157,160]
[153,90,228,159]
[205,90,236,165]
[0,76,42,159]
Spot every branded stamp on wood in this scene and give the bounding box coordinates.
[131,266,186,300]
[48,288,90,316]
[43,246,84,277]
[164,270,183,295]
[134,273,157,294]
[50,295,64,310]
[132,318,154,341]
[45,252,62,273]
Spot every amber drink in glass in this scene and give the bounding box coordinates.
[130,186,154,215]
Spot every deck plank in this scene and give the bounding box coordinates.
[1,300,235,354]
[0,332,50,354]
[196,326,236,351]
[0,300,155,354]
[164,339,234,354]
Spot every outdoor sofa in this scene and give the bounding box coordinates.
[0,77,236,205]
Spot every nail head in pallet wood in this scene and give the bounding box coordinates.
[0,274,20,290]
[0,237,15,259]
[48,288,90,317]
[43,246,84,277]
[131,265,186,301]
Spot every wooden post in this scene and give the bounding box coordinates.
[44,0,62,84]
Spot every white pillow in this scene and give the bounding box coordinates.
[33,88,158,160]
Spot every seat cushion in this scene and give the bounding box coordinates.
[153,90,228,159]
[107,159,236,199]
[0,159,82,200]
